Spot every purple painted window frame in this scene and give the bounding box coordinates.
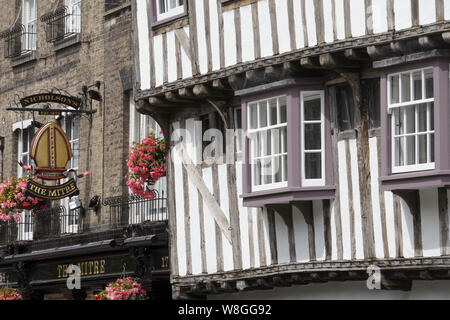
[240,83,335,207]
[380,58,450,191]
[148,0,189,30]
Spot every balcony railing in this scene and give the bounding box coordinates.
[103,191,168,228]
[0,191,167,246]
[0,21,37,58]
[41,4,81,43]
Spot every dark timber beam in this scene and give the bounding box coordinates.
[228,73,247,90]
[148,96,180,107]
[245,69,265,83]
[300,56,321,69]
[264,65,283,82]
[344,48,370,61]
[319,53,358,69]
[192,84,232,98]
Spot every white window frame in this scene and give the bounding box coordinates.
[60,114,80,234]
[65,0,82,34]
[233,106,242,156]
[247,95,288,192]
[155,0,184,22]
[301,91,326,187]
[388,67,435,174]
[22,0,37,51]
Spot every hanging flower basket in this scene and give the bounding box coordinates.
[0,287,22,300]
[93,277,148,300]
[0,177,45,222]
[125,133,166,199]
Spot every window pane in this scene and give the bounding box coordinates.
[406,135,415,165]
[259,101,268,127]
[274,156,282,183]
[264,130,271,156]
[401,73,411,102]
[22,129,29,152]
[254,160,261,186]
[425,68,434,99]
[261,158,272,184]
[72,140,79,168]
[269,98,278,125]
[418,104,427,132]
[249,103,257,129]
[393,109,404,135]
[394,137,404,166]
[159,0,166,13]
[304,124,321,150]
[279,97,287,123]
[304,95,321,121]
[405,106,415,134]
[390,75,400,104]
[305,153,322,179]
[256,133,262,157]
[282,155,287,181]
[418,134,427,164]
[272,129,280,154]
[413,71,422,100]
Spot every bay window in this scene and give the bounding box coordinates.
[151,0,187,27]
[380,59,450,191]
[389,68,435,173]
[239,82,335,207]
[248,96,288,191]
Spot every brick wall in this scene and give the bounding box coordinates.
[0,0,133,230]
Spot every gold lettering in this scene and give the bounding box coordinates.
[100,260,105,274]
[94,261,99,274]
[88,261,93,275]
[57,265,62,278]
[62,264,68,278]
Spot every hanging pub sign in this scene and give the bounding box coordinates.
[23,122,83,201]
[20,93,82,109]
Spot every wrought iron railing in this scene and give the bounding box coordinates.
[103,191,168,228]
[0,21,37,58]
[41,3,81,43]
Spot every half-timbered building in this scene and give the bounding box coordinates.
[133,0,450,299]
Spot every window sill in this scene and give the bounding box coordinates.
[53,33,81,52]
[241,186,336,207]
[11,51,37,68]
[380,170,450,191]
[151,14,189,33]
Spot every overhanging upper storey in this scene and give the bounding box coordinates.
[132,0,450,103]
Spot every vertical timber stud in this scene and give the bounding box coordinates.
[323,199,332,260]
[393,190,423,257]
[234,8,243,64]
[343,0,352,39]
[386,0,395,31]
[267,208,278,265]
[345,139,357,260]
[340,72,375,259]
[251,2,261,59]
[131,0,141,91]
[393,195,403,257]
[227,108,243,271]
[411,0,419,27]
[212,163,224,272]
[203,0,213,72]
[268,0,279,55]
[314,0,325,45]
[365,0,373,35]
[162,32,168,84]
[436,0,445,22]
[300,0,309,47]
[287,0,296,51]
[268,205,296,263]
[328,86,344,260]
[188,0,200,75]
[438,188,449,256]
[257,207,267,266]
[377,136,390,258]
[145,0,156,88]
[331,0,338,41]
[217,0,225,69]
